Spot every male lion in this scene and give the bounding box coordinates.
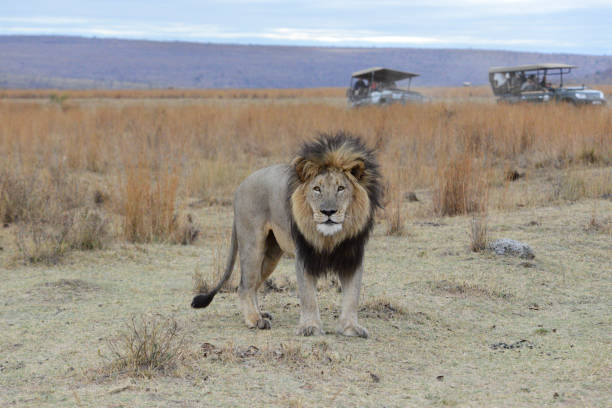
[191,132,382,337]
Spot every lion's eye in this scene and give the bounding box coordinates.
[313,186,321,193]
[337,186,345,192]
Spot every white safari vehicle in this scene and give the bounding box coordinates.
[347,67,424,107]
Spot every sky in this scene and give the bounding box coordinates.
[1,1,611,55]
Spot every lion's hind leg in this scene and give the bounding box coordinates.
[238,231,282,330]
[257,231,283,321]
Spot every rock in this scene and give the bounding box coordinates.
[488,238,535,259]
[405,192,419,202]
[505,169,524,181]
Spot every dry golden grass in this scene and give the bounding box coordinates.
[1,87,611,407]
[0,87,346,100]
[0,90,611,260]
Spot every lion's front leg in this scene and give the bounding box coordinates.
[337,265,368,338]
[295,260,325,336]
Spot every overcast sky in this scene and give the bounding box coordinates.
[1,1,611,54]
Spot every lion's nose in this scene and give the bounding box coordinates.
[321,209,337,217]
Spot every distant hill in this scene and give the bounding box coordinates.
[1,35,611,89]
[584,66,612,84]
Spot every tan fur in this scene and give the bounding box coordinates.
[291,170,370,252]
[192,134,379,337]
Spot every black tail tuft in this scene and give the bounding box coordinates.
[191,292,216,309]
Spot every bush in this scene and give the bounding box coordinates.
[103,315,185,378]
[68,208,110,250]
[16,218,72,265]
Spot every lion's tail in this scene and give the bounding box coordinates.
[191,222,238,309]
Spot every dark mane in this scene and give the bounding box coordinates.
[288,131,382,277]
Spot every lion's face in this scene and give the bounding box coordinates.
[291,168,371,253]
[304,170,353,237]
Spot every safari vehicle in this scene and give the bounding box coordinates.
[347,67,424,107]
[489,63,606,105]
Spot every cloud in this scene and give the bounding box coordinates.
[0,10,602,53]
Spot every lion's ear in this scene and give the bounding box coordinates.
[293,156,317,182]
[349,160,366,181]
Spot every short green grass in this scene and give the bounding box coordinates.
[1,199,611,407]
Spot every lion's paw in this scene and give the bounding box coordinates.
[260,312,273,320]
[295,324,325,336]
[337,323,368,338]
[256,318,271,330]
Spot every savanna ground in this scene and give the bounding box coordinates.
[1,87,611,407]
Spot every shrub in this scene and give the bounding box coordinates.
[103,315,185,378]
[16,218,72,265]
[68,208,110,250]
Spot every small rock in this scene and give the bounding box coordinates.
[488,238,535,259]
[505,169,524,181]
[405,192,419,202]
[490,339,534,350]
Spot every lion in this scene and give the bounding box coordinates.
[191,132,382,337]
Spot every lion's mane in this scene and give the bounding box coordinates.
[288,132,382,278]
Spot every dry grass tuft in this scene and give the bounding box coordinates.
[192,244,238,295]
[68,208,110,250]
[585,204,612,234]
[469,214,489,252]
[360,297,407,319]
[121,165,179,243]
[432,280,512,300]
[15,218,72,265]
[433,155,488,217]
[383,192,406,236]
[586,216,612,234]
[192,266,210,295]
[102,315,185,378]
[212,244,239,292]
[201,340,335,367]
[171,214,200,245]
[5,167,106,263]
[0,169,34,224]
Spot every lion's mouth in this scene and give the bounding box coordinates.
[317,220,343,236]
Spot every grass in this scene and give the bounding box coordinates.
[0,89,611,406]
[2,198,610,406]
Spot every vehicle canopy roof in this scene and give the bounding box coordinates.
[488,63,576,74]
[351,67,419,82]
